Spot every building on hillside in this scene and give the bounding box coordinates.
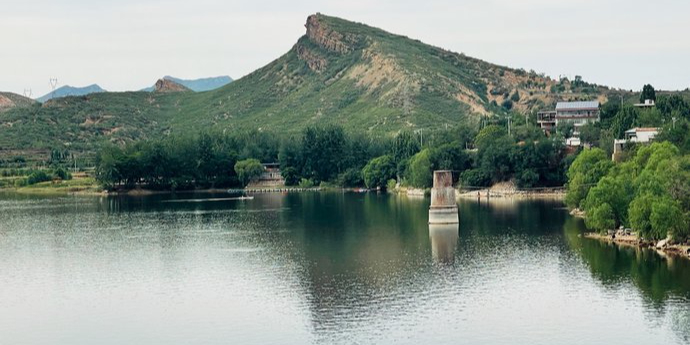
[537,101,600,134]
[612,127,660,161]
[248,163,285,187]
[634,99,656,108]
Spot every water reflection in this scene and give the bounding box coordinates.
[2,192,690,344]
[429,223,458,263]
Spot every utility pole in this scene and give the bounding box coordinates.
[49,78,58,100]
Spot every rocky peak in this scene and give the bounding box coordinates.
[154,79,191,93]
[305,14,351,54]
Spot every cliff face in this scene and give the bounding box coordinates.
[154,79,191,93]
[304,14,353,54]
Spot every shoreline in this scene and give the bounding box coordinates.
[584,232,690,261]
[456,188,565,200]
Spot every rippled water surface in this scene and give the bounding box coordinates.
[1,192,689,344]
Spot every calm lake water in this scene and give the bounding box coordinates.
[1,192,689,344]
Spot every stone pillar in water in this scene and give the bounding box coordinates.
[429,170,459,224]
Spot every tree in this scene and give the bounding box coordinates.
[234,159,263,187]
[282,167,300,186]
[362,155,396,189]
[474,125,506,149]
[640,84,656,103]
[406,149,434,188]
[585,203,616,232]
[565,148,613,209]
[392,131,420,164]
[650,197,686,241]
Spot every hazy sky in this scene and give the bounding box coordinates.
[3,0,689,97]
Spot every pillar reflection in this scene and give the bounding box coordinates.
[429,223,459,264]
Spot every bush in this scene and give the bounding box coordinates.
[338,168,364,187]
[386,179,397,191]
[26,171,52,185]
[460,169,491,187]
[510,91,520,102]
[53,167,72,181]
[298,178,315,188]
[501,99,513,110]
[515,169,539,188]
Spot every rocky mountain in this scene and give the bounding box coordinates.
[141,76,233,92]
[153,78,191,93]
[0,13,636,154]
[36,84,106,103]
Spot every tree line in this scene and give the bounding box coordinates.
[94,120,573,191]
[566,143,689,241]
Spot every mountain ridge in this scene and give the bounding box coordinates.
[0,13,673,155]
[36,84,106,103]
[141,75,233,92]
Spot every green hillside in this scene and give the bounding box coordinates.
[0,13,670,156]
[0,92,37,112]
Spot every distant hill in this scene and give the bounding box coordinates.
[0,92,37,112]
[0,13,676,155]
[141,76,233,92]
[37,84,106,103]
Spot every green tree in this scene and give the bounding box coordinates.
[640,84,656,103]
[650,197,686,241]
[282,167,300,186]
[362,155,396,189]
[565,148,613,209]
[234,159,263,187]
[406,149,434,188]
[585,203,616,232]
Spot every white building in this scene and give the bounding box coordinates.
[537,101,600,133]
[612,127,660,161]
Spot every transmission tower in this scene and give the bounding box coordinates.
[23,89,33,98]
[49,78,58,100]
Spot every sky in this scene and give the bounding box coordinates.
[2,0,690,97]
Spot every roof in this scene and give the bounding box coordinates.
[556,101,600,111]
[625,127,660,133]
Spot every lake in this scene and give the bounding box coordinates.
[1,192,689,344]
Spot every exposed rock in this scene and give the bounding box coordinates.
[153,79,191,93]
[0,95,15,109]
[656,238,670,249]
[296,44,328,72]
[305,14,352,53]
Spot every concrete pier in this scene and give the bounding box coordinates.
[429,170,459,224]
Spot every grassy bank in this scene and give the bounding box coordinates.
[1,177,103,195]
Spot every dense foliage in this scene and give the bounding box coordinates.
[568,142,690,241]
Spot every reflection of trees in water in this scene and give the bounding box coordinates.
[564,216,690,341]
[564,217,690,304]
[458,198,567,237]
[280,192,442,338]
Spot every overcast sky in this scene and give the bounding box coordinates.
[2,0,689,97]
